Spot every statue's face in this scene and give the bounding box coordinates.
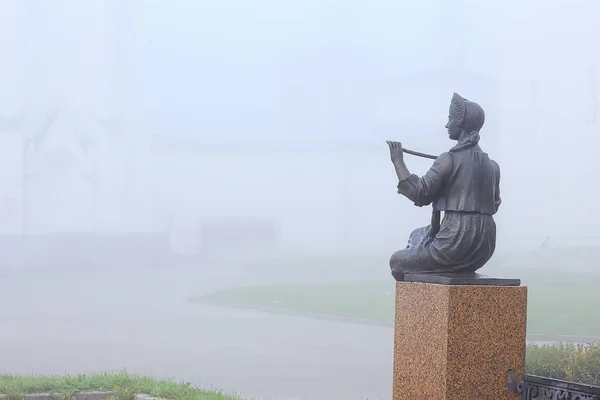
[445,115,462,140]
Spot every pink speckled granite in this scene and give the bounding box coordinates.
[393,282,527,400]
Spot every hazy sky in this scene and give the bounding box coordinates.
[0,0,512,136]
[1,0,600,250]
[2,0,597,139]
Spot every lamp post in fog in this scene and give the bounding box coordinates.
[21,133,29,235]
[340,148,351,250]
[80,130,97,232]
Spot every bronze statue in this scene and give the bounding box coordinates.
[386,93,501,281]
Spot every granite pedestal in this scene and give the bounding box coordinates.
[393,273,527,400]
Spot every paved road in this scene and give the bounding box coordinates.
[0,265,393,400]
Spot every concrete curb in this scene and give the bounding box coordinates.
[25,392,117,400]
[134,394,165,400]
[0,392,164,400]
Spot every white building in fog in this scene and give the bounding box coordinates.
[0,0,156,236]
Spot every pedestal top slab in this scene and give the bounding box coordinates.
[402,273,521,286]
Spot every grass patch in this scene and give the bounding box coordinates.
[199,280,396,323]
[195,251,600,337]
[0,372,240,400]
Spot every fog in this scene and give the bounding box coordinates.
[0,0,598,399]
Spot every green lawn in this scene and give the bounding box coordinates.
[0,372,240,400]
[197,280,396,324]
[194,249,600,337]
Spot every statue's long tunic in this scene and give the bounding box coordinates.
[390,136,501,279]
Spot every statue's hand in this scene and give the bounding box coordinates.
[386,140,404,163]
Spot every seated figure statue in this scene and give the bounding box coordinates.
[386,93,501,281]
